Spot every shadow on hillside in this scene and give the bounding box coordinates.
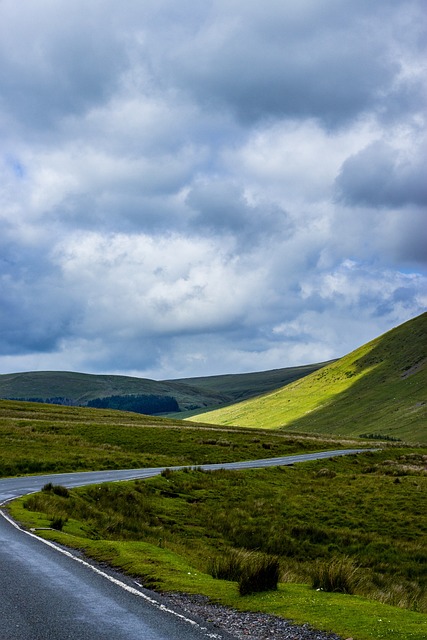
[282,313,427,442]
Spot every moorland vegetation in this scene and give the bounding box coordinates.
[9,446,427,640]
[0,399,348,477]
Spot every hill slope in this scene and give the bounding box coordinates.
[0,362,330,416]
[0,371,228,414]
[170,361,331,403]
[189,313,427,444]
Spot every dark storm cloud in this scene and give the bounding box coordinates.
[0,270,75,355]
[335,141,427,209]
[1,1,424,134]
[0,3,128,135]
[185,180,293,245]
[149,1,406,127]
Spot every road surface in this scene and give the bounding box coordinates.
[0,449,368,639]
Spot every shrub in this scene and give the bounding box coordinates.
[238,554,280,595]
[207,549,280,595]
[50,516,67,531]
[207,549,243,581]
[42,483,70,498]
[310,556,359,594]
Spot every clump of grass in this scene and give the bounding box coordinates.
[238,553,280,595]
[310,556,360,594]
[207,549,243,581]
[42,483,70,498]
[160,468,174,479]
[314,468,336,478]
[373,580,427,612]
[50,515,67,531]
[208,549,280,595]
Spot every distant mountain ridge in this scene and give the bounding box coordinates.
[0,361,329,416]
[189,313,427,444]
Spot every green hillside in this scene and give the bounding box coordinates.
[0,362,329,417]
[169,361,332,406]
[0,370,229,414]
[189,313,427,444]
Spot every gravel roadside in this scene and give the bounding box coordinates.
[164,592,346,640]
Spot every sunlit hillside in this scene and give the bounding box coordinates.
[189,313,427,444]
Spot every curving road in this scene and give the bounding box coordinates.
[0,449,368,639]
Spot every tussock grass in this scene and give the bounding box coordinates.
[50,515,67,531]
[42,483,70,498]
[238,553,280,595]
[208,549,244,582]
[208,549,280,595]
[310,556,360,594]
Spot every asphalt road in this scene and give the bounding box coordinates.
[0,449,368,640]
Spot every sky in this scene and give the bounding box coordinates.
[0,0,426,381]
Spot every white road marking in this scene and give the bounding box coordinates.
[0,509,223,639]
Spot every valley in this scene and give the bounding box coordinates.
[1,312,426,640]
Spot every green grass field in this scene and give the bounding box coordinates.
[190,313,427,444]
[0,398,355,477]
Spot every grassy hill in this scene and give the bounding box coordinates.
[168,361,331,413]
[0,370,229,414]
[0,362,330,416]
[189,313,427,444]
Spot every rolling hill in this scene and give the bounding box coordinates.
[0,371,228,414]
[167,361,331,416]
[0,362,328,416]
[188,313,427,444]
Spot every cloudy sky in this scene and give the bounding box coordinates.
[1,0,426,381]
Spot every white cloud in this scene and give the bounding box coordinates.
[53,231,266,338]
[225,118,378,205]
